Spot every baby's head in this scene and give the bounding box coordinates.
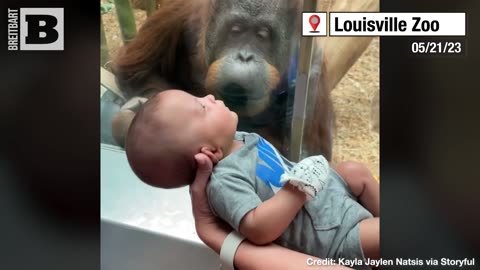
[126,90,238,188]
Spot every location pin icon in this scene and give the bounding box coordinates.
[309,15,320,31]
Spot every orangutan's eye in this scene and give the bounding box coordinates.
[257,27,270,39]
[231,24,243,33]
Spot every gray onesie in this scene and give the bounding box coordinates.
[207,132,373,264]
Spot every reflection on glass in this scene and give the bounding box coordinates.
[100,0,327,162]
[203,1,303,159]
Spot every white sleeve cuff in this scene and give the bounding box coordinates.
[220,231,246,270]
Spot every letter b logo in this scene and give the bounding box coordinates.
[20,8,63,50]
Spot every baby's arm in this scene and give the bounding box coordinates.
[239,183,306,245]
[240,155,330,245]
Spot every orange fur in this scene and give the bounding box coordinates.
[265,62,281,93]
[204,57,225,94]
[113,0,211,88]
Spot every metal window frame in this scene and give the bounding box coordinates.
[289,0,318,162]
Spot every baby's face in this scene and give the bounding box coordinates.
[162,90,238,151]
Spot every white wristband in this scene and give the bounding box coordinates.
[220,231,246,270]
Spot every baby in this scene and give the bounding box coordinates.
[126,90,379,267]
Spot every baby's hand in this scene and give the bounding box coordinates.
[280,155,330,199]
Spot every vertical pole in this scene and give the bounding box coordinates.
[113,0,137,44]
[101,16,110,68]
[289,0,317,162]
[145,0,157,16]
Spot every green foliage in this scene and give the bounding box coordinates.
[114,0,137,43]
[101,2,115,14]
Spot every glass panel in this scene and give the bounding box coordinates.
[99,0,309,159]
[218,1,303,158]
[100,0,379,174]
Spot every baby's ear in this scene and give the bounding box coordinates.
[200,146,223,165]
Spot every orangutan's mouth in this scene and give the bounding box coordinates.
[217,83,265,108]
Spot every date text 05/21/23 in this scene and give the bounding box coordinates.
[411,41,463,54]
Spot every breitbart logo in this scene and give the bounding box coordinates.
[7,8,64,51]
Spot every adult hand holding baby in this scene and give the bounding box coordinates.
[190,153,214,224]
[190,153,231,253]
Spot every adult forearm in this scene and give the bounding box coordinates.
[196,222,231,254]
[235,242,353,270]
[199,229,353,270]
[200,229,352,270]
